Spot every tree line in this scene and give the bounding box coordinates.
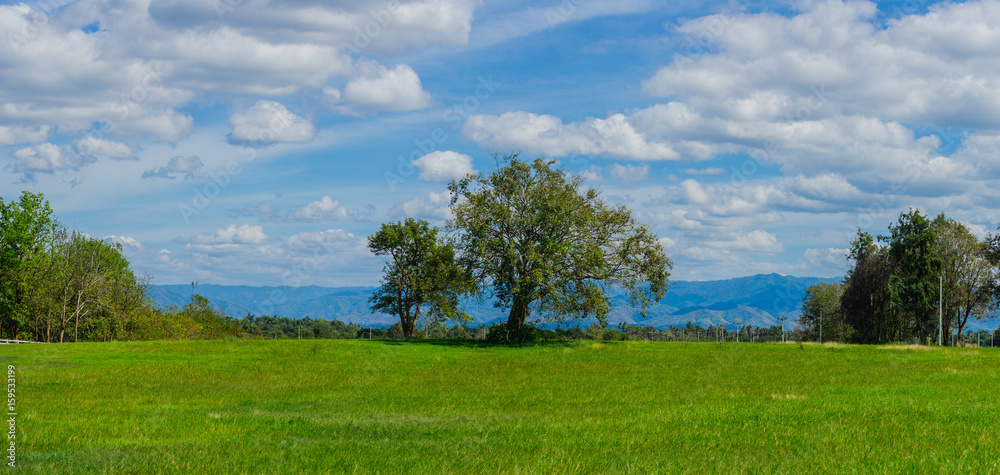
[0,191,250,342]
[801,209,1000,345]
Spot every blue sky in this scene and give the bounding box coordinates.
[2,0,999,286]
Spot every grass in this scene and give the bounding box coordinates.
[4,338,1000,473]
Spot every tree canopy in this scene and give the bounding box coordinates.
[836,209,1000,345]
[368,218,473,338]
[447,153,672,332]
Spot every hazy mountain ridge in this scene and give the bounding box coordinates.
[150,274,840,329]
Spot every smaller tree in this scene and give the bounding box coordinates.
[933,215,994,345]
[800,281,849,342]
[368,219,473,338]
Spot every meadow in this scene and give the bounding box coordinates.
[4,339,999,473]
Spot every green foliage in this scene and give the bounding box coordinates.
[933,214,994,345]
[0,190,56,339]
[484,322,541,344]
[842,230,898,343]
[883,209,942,340]
[800,281,851,342]
[448,153,672,331]
[0,191,159,342]
[368,218,474,338]
[839,210,1000,345]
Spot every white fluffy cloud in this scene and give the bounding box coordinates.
[389,191,452,220]
[328,61,433,114]
[0,0,475,154]
[161,224,374,286]
[73,137,134,160]
[104,235,143,250]
[147,0,476,56]
[185,224,269,254]
[462,111,679,160]
[10,143,95,174]
[411,151,475,181]
[609,163,649,186]
[193,224,269,245]
[142,155,204,179]
[287,196,353,222]
[461,0,1000,199]
[0,125,49,145]
[228,101,316,146]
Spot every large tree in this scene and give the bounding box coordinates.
[368,219,473,338]
[932,215,994,346]
[883,209,942,342]
[447,153,672,332]
[0,191,55,339]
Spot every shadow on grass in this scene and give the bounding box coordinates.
[366,338,588,349]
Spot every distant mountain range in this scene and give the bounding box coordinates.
[150,274,844,330]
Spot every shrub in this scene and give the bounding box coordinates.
[485,323,541,344]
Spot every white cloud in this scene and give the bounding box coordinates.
[287,196,353,222]
[10,143,95,174]
[412,150,475,181]
[185,224,270,254]
[644,0,1000,129]
[462,111,679,160]
[148,0,476,56]
[804,247,850,268]
[193,224,269,245]
[285,229,363,254]
[73,137,134,160]
[0,0,474,151]
[228,101,316,146]
[104,235,142,250]
[113,110,194,143]
[389,191,452,220]
[0,125,49,145]
[158,224,375,286]
[679,167,725,175]
[142,155,204,180]
[330,61,433,114]
[731,229,785,254]
[609,163,649,186]
[580,165,603,182]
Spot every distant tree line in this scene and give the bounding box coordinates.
[0,191,249,342]
[801,209,1000,345]
[232,316,837,344]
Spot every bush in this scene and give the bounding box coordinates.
[485,323,541,344]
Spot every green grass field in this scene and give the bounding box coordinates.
[4,339,999,473]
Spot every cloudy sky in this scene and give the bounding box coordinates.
[2,0,999,286]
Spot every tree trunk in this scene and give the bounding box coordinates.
[506,297,529,331]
